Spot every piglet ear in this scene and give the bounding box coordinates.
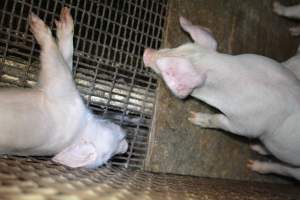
[179,16,217,50]
[156,57,205,99]
[52,140,97,168]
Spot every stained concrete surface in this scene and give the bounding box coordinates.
[145,0,300,182]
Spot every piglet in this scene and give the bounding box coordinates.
[0,7,128,168]
[143,17,300,180]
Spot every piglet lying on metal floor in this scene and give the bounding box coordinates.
[143,17,300,180]
[0,7,128,168]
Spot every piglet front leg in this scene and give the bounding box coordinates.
[247,160,300,180]
[188,111,237,133]
[273,1,300,36]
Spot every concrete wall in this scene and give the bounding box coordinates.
[145,0,300,182]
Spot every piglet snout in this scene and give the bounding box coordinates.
[143,48,156,67]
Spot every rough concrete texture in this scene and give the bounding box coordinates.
[145,0,300,182]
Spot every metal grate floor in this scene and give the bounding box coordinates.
[0,0,168,169]
[0,156,299,200]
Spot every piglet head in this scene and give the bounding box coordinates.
[53,117,128,169]
[143,17,216,98]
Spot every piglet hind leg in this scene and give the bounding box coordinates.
[289,26,300,36]
[30,12,75,96]
[247,160,300,180]
[29,13,54,48]
[273,1,300,19]
[250,143,270,156]
[55,7,74,70]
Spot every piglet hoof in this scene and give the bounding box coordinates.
[55,7,74,40]
[247,160,267,174]
[289,26,300,36]
[273,1,285,16]
[189,111,197,118]
[247,159,258,171]
[188,111,211,128]
[29,13,52,46]
[188,111,200,124]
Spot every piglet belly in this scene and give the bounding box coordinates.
[0,103,56,155]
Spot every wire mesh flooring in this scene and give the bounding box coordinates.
[0,156,298,200]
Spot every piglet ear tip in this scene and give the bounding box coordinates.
[51,141,97,168]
